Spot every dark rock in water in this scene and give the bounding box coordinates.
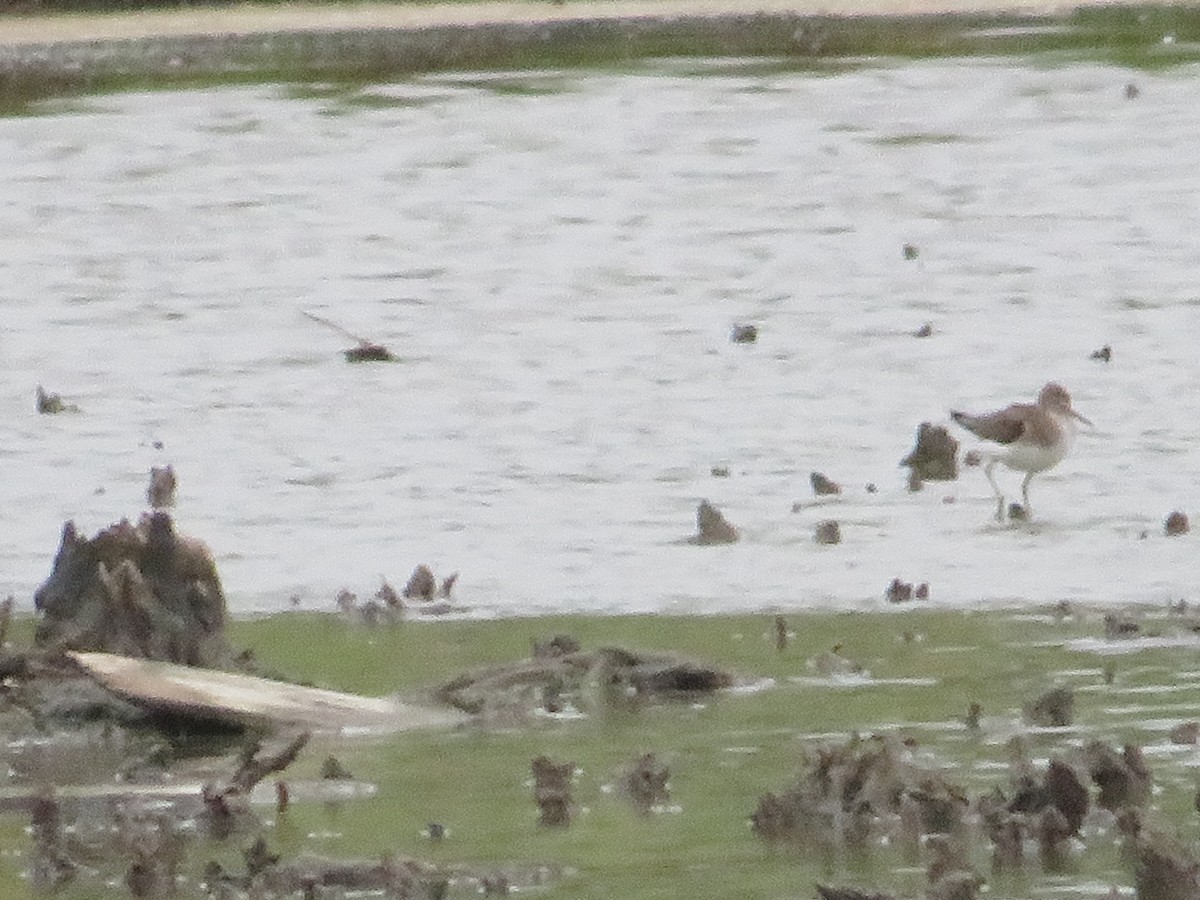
[146,465,177,509]
[811,471,842,496]
[963,450,982,467]
[710,464,731,477]
[531,756,575,827]
[814,520,841,545]
[914,322,933,338]
[902,243,919,260]
[907,469,923,492]
[34,513,231,668]
[915,582,930,600]
[690,500,739,545]
[730,323,758,344]
[1165,511,1190,536]
[1125,83,1141,100]
[620,752,670,814]
[1023,686,1074,727]
[886,578,913,603]
[900,423,959,481]
[1085,740,1152,811]
[1090,344,1113,362]
[1007,502,1028,522]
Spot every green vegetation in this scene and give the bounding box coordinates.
[233,608,1200,897]
[3,606,1200,896]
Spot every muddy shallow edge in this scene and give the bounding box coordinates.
[0,2,1195,109]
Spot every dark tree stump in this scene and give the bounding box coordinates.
[33,512,231,668]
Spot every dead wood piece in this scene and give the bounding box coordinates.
[1023,686,1074,728]
[620,753,670,813]
[1044,758,1090,835]
[34,513,230,669]
[1165,511,1190,536]
[532,756,575,827]
[302,311,396,363]
[36,385,79,415]
[28,791,79,891]
[147,465,177,509]
[436,648,733,717]
[0,594,13,646]
[1085,740,1152,811]
[690,500,739,545]
[814,520,841,544]
[900,422,959,481]
[403,565,437,601]
[1134,832,1200,900]
[231,732,311,795]
[533,634,581,659]
[811,471,842,496]
[816,885,895,900]
[376,578,402,610]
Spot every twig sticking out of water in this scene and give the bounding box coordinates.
[301,311,396,362]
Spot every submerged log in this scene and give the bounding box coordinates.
[34,513,230,668]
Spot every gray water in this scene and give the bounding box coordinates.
[4,56,1200,617]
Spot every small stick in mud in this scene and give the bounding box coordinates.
[0,594,12,647]
[302,311,396,362]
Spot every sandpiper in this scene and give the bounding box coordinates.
[951,382,1092,521]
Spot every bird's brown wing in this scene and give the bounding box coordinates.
[950,403,1030,445]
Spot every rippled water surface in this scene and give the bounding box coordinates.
[4,56,1200,616]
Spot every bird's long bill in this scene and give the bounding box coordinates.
[1071,409,1094,428]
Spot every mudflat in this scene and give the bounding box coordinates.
[0,0,1187,47]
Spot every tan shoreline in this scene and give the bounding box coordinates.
[0,0,1182,48]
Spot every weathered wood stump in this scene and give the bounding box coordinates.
[33,512,231,668]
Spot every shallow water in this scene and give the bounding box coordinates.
[3,56,1200,616]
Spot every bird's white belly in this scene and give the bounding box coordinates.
[1002,423,1075,473]
[1001,442,1065,473]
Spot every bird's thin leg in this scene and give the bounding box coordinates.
[984,459,1005,522]
[1021,472,1034,519]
